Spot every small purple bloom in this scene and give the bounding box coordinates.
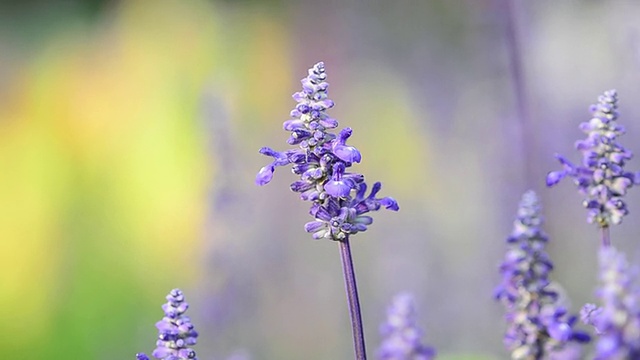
[137,289,199,360]
[580,303,603,334]
[547,90,637,227]
[324,163,355,197]
[495,191,590,359]
[333,128,362,163]
[377,293,436,360]
[256,62,397,241]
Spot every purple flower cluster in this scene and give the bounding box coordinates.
[377,293,436,360]
[256,62,398,241]
[495,191,589,359]
[137,289,199,360]
[547,90,638,227]
[584,247,640,359]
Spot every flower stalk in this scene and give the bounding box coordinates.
[339,237,367,359]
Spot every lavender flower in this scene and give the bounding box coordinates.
[137,289,199,360]
[256,62,399,359]
[256,62,398,241]
[547,90,638,228]
[377,293,436,360]
[495,191,589,359]
[589,247,640,359]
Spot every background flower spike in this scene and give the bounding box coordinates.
[590,247,640,359]
[377,292,436,360]
[495,191,590,359]
[547,90,637,247]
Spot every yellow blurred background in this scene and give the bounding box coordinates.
[0,1,295,357]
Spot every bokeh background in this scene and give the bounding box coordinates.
[2,0,640,359]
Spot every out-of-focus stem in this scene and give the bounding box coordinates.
[504,0,535,187]
[339,237,367,360]
[601,226,611,248]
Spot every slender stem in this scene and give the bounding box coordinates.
[504,0,535,188]
[338,237,367,360]
[601,225,611,248]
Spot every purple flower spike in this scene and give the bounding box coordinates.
[495,191,590,359]
[377,293,436,360]
[591,247,640,359]
[137,289,199,360]
[255,62,397,241]
[256,62,398,359]
[547,90,637,227]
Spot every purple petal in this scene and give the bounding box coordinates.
[352,223,367,232]
[545,171,565,187]
[292,91,306,102]
[290,180,314,192]
[304,221,326,233]
[593,169,605,183]
[320,117,338,128]
[580,303,601,327]
[317,99,334,109]
[177,349,196,359]
[313,206,333,222]
[152,347,174,359]
[547,322,572,342]
[555,154,575,170]
[571,331,591,343]
[324,179,354,197]
[333,144,362,163]
[256,165,274,186]
[610,176,632,195]
[258,147,278,157]
[283,119,305,131]
[380,197,399,211]
[155,320,173,332]
[338,127,353,143]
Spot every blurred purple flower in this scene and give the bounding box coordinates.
[137,289,199,360]
[256,62,397,241]
[377,293,436,360]
[495,191,590,359]
[590,247,640,359]
[547,90,638,227]
[580,303,603,334]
